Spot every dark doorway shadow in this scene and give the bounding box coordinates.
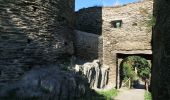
[132,79,145,89]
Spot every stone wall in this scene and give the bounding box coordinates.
[75,0,153,87]
[0,0,74,82]
[75,7,102,35]
[152,0,170,99]
[74,30,102,61]
[102,0,153,86]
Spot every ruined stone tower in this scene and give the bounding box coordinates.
[0,0,74,82]
[75,0,153,88]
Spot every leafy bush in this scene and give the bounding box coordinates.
[122,62,136,80]
[120,56,151,87]
[145,91,152,100]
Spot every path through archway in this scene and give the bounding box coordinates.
[118,55,151,90]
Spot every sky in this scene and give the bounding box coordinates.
[75,0,140,11]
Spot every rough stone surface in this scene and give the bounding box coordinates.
[75,7,102,35]
[0,0,89,99]
[74,30,103,61]
[102,0,153,86]
[75,0,153,87]
[0,0,74,82]
[75,60,109,89]
[152,0,170,99]
[0,65,88,100]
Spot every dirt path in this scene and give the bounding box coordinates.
[113,88,145,100]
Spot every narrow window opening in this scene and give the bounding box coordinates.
[110,20,122,28]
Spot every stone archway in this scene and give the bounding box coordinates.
[115,51,152,89]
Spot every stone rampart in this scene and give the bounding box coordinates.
[76,0,153,87]
[75,7,102,35]
[0,0,74,82]
[74,30,102,61]
[102,0,153,86]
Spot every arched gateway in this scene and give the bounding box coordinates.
[119,56,151,90]
[116,51,152,89]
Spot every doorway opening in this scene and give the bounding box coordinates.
[116,53,152,89]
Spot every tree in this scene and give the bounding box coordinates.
[120,56,151,89]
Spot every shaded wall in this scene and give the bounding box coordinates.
[152,0,170,99]
[74,30,102,61]
[75,7,103,62]
[0,0,74,82]
[75,7,102,35]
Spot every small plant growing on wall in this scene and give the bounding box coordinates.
[146,15,156,32]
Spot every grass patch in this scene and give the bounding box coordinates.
[145,91,152,100]
[96,89,118,100]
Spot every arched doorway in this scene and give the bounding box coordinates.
[116,53,152,89]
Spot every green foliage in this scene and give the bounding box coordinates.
[122,62,135,80]
[147,16,156,27]
[138,65,151,80]
[146,15,156,32]
[83,88,118,100]
[120,56,151,82]
[145,91,152,100]
[134,56,151,80]
[97,89,118,100]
